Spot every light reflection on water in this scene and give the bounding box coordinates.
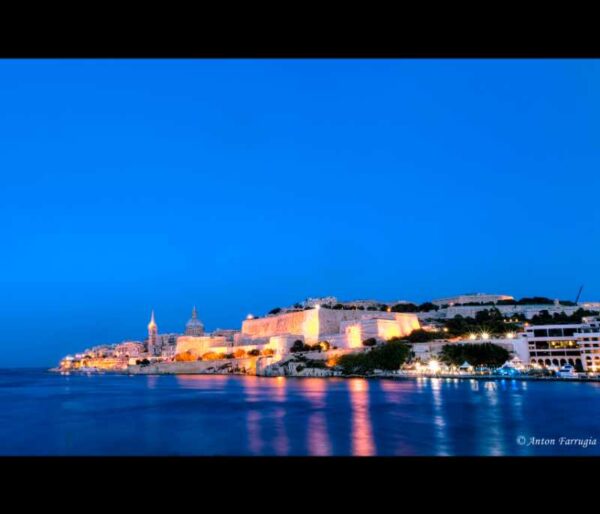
[348,378,376,456]
[430,378,449,456]
[299,379,332,456]
[1,370,599,456]
[271,377,290,455]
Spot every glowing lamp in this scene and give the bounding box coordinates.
[428,360,441,374]
[481,332,490,340]
[469,333,477,340]
[506,332,515,339]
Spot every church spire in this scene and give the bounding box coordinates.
[191,305,197,319]
[147,309,158,356]
[148,310,157,330]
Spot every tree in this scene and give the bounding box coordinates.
[290,340,305,353]
[268,307,282,315]
[234,348,246,358]
[517,296,554,305]
[406,329,443,343]
[497,299,517,305]
[362,337,377,347]
[418,302,439,312]
[262,348,275,356]
[247,349,260,356]
[175,352,196,362]
[337,341,411,375]
[443,311,520,338]
[439,343,509,367]
[530,308,599,325]
[391,303,419,313]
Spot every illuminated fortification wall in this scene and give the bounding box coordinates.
[175,336,228,357]
[241,309,421,347]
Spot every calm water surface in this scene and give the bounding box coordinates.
[0,369,599,456]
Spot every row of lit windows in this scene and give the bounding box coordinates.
[530,351,581,357]
[529,341,577,349]
[529,328,578,338]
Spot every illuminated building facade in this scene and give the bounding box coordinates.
[576,320,600,372]
[238,306,420,353]
[524,324,584,370]
[526,317,600,372]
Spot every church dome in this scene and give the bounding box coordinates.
[185,306,204,336]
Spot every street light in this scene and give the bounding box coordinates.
[428,359,441,374]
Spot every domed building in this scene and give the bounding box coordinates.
[185,306,205,336]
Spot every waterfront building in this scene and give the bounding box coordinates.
[84,345,115,358]
[523,324,583,370]
[157,333,179,357]
[114,341,144,358]
[574,317,600,372]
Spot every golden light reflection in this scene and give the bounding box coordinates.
[146,375,159,389]
[299,379,332,456]
[175,374,227,388]
[246,410,263,455]
[348,378,375,456]
[242,376,264,455]
[269,377,290,455]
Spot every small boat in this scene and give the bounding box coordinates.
[556,364,578,378]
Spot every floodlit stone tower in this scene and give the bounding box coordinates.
[147,310,158,356]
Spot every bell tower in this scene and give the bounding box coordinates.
[147,310,158,356]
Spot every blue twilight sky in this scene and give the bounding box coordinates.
[1,59,599,367]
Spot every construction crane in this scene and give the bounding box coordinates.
[575,285,584,305]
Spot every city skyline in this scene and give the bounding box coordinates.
[1,59,600,366]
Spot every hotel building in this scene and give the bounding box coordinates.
[524,324,584,370]
[575,318,600,372]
